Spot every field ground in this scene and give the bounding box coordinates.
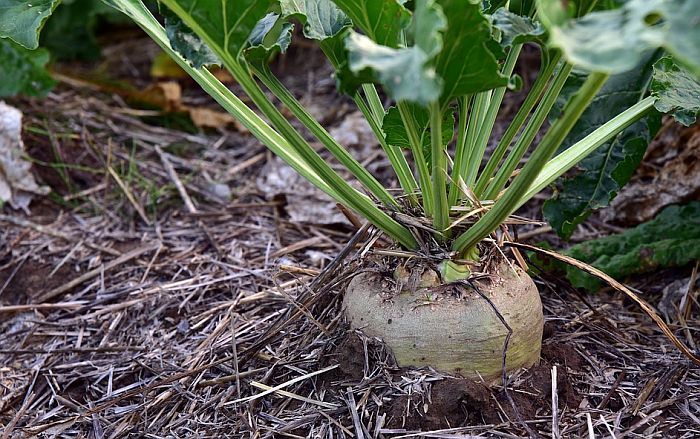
[1,37,699,438]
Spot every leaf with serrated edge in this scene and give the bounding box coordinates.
[0,0,59,49]
[651,57,700,126]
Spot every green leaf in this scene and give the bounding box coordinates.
[483,0,507,14]
[160,5,220,68]
[433,0,507,101]
[346,32,441,105]
[651,57,700,126]
[538,0,700,76]
[244,13,294,64]
[279,0,351,74]
[331,0,410,47]
[543,53,661,238]
[508,0,535,16]
[40,0,123,60]
[0,0,59,49]
[281,0,350,40]
[159,0,274,61]
[383,104,455,164]
[344,0,446,105]
[0,38,55,97]
[564,202,700,291]
[490,7,545,48]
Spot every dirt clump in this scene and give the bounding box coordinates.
[385,379,500,430]
[383,339,585,431]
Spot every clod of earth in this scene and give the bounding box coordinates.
[343,260,543,381]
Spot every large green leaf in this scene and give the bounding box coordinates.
[382,104,455,164]
[346,32,441,105]
[345,0,445,105]
[158,0,274,61]
[433,0,507,101]
[543,53,661,238]
[0,38,55,97]
[563,202,700,291]
[651,57,700,126]
[331,0,410,48]
[538,0,700,77]
[344,0,506,105]
[0,0,60,49]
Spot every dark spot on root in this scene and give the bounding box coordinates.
[387,318,392,324]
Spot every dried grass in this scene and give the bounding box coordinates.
[1,74,699,439]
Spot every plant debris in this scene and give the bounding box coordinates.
[0,101,49,211]
[1,40,699,439]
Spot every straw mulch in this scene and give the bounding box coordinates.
[2,61,700,439]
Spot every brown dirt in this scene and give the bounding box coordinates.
[380,337,586,431]
[0,259,75,304]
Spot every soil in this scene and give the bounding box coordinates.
[1,25,699,439]
[330,327,586,431]
[0,259,75,304]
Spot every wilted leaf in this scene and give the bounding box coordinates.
[0,38,55,97]
[257,156,350,225]
[602,122,700,225]
[543,52,661,238]
[0,0,60,49]
[564,202,700,291]
[0,102,50,211]
[136,81,246,131]
[651,57,700,126]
